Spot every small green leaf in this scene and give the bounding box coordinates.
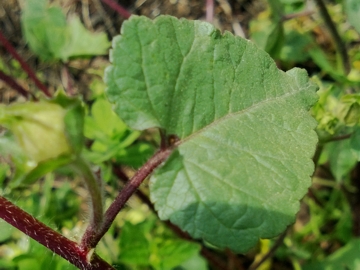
[106,15,318,253]
[0,101,71,163]
[21,0,110,62]
[0,93,85,185]
[326,139,358,182]
[345,0,360,34]
[250,1,284,58]
[176,254,208,270]
[279,31,312,63]
[303,238,360,270]
[59,17,110,61]
[350,127,360,160]
[21,0,68,61]
[0,219,15,242]
[116,143,156,168]
[85,98,127,140]
[119,219,201,269]
[10,155,73,187]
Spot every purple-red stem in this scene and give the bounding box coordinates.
[0,31,51,97]
[101,0,131,19]
[0,70,35,100]
[0,196,114,270]
[80,147,173,251]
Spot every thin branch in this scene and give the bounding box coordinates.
[92,0,117,36]
[313,0,350,74]
[320,133,352,144]
[206,0,214,23]
[282,10,314,21]
[249,229,287,270]
[100,0,131,19]
[0,31,51,97]
[61,65,75,96]
[80,147,173,250]
[0,70,35,100]
[0,196,114,270]
[201,248,228,270]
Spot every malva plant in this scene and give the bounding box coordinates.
[0,15,318,269]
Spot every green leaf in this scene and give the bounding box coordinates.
[345,0,360,34]
[119,219,201,269]
[116,143,156,168]
[84,97,149,164]
[0,101,71,163]
[303,238,360,270]
[119,221,152,266]
[10,155,73,188]
[0,219,15,242]
[84,98,127,140]
[326,138,357,182]
[106,15,318,253]
[59,17,110,61]
[21,0,110,62]
[350,127,360,160]
[279,30,312,63]
[250,17,284,58]
[46,91,86,156]
[175,254,208,270]
[308,46,346,82]
[0,92,84,186]
[21,0,68,61]
[151,239,201,270]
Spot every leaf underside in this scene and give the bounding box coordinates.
[105,15,318,253]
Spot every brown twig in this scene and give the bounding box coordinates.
[0,70,35,100]
[313,0,350,74]
[0,31,51,97]
[249,230,288,270]
[321,133,352,144]
[282,10,314,21]
[92,0,117,36]
[100,0,131,19]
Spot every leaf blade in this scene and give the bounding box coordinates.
[105,15,318,253]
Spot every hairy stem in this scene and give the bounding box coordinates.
[0,196,114,270]
[80,147,173,250]
[100,0,131,19]
[0,31,51,97]
[72,157,104,252]
[0,70,35,100]
[314,0,350,74]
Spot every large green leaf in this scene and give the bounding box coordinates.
[106,15,318,253]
